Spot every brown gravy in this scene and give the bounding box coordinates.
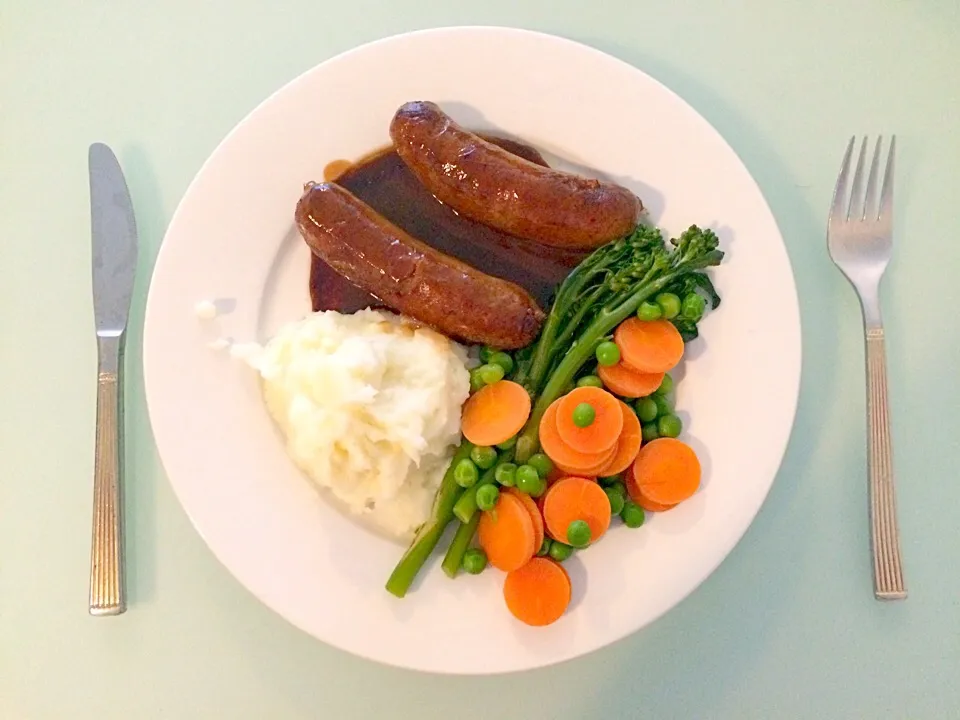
[308,137,588,314]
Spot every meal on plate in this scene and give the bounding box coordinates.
[242,100,724,627]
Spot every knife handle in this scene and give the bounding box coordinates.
[89,335,126,616]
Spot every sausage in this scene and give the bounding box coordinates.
[295,182,546,349]
[389,101,643,250]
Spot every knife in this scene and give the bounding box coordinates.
[88,143,138,616]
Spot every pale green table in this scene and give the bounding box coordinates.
[3,2,958,718]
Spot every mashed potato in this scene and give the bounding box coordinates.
[238,309,470,539]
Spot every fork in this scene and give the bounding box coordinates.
[827,136,906,600]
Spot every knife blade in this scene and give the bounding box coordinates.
[88,143,138,616]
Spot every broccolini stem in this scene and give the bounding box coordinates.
[441,513,481,578]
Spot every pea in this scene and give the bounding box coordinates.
[475,484,500,512]
[653,393,673,417]
[656,292,682,320]
[470,445,498,470]
[658,414,683,438]
[516,465,546,497]
[635,396,658,423]
[577,375,604,388]
[477,363,505,386]
[536,537,553,557]
[528,453,553,479]
[641,422,660,443]
[657,373,674,396]
[549,541,574,562]
[605,486,625,515]
[681,292,707,322]
[637,301,662,322]
[462,548,487,574]
[621,501,646,528]
[566,519,592,548]
[495,462,517,487]
[497,435,518,450]
[469,368,486,393]
[598,474,622,488]
[608,480,628,501]
[596,341,621,367]
[488,351,515,376]
[479,346,498,363]
[454,459,479,488]
[572,402,596,428]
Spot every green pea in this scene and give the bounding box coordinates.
[527,453,553,479]
[637,301,662,322]
[475,484,500,512]
[596,341,621,367]
[653,393,673,417]
[488,351,515,376]
[469,368,486,393]
[658,414,683,438]
[641,422,660,443]
[479,346,498,363]
[572,402,596,428]
[454,459,479,488]
[516,465,546,497]
[656,292,682,320]
[548,541,574,562]
[621,501,646,528]
[598,474,622,488]
[608,480,628,501]
[536,537,553,557]
[470,445,498,470]
[477,363,505,385]
[566,519,592,548]
[576,375,604,389]
[657,373,674,396]
[635,396,658,423]
[497,435,518,450]
[605,486,626,515]
[681,292,707,322]
[495,462,517,487]
[462,548,487,574]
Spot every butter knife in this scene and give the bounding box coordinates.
[88,143,138,616]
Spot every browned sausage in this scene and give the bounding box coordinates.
[389,101,642,250]
[295,182,546,349]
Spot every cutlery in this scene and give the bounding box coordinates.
[827,136,906,600]
[88,143,138,615]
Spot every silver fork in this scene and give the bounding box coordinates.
[827,136,906,600]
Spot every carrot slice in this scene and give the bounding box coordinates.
[542,476,612,544]
[597,401,643,476]
[478,492,536,572]
[539,400,616,472]
[630,437,701,506]
[625,468,678,511]
[555,387,624,454]
[597,363,664,398]
[461,380,532,446]
[503,558,571,626]
[614,318,684,374]
[505,488,544,553]
[553,445,616,477]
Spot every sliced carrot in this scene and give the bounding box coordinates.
[625,469,678,512]
[542,476,612,544]
[478,492,536,572]
[597,401,643,476]
[630,437,701,506]
[553,445,616,477]
[461,380,531,447]
[614,318,684,374]
[597,362,664,398]
[539,400,616,472]
[505,488,544,553]
[503,558,571,626]
[555,387,624,454]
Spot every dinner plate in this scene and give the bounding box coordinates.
[143,26,801,674]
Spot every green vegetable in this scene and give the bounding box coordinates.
[497,435,518,450]
[608,480,628,499]
[598,474,622,488]
[488,351,515,375]
[461,548,487,575]
[470,445,498,470]
[441,514,480,577]
[495,462,517,487]
[596,341,621,366]
[635,396,658,423]
[479,346,499,363]
[656,292,682,319]
[641,422,660,442]
[549,541,574,562]
[516,465,546,497]
[653,393,673,417]
[572,402,596,428]
[475,484,500,512]
[386,441,473,597]
[657,373,674,396]
[566,519,592,548]
[576,374,604,388]
[605,486,625,515]
[621,501,646,528]
[658,414,683,438]
[454,458,480,488]
[469,368,486,393]
[527,453,553,479]
[537,537,553,557]
[637,301,662,321]
[681,292,707,322]
[453,449,514,524]
[477,363,505,385]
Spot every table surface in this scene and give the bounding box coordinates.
[3,2,959,718]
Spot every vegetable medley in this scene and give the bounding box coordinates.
[386,224,724,626]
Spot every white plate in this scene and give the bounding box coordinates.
[144,27,801,674]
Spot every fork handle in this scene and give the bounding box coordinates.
[865,327,906,600]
